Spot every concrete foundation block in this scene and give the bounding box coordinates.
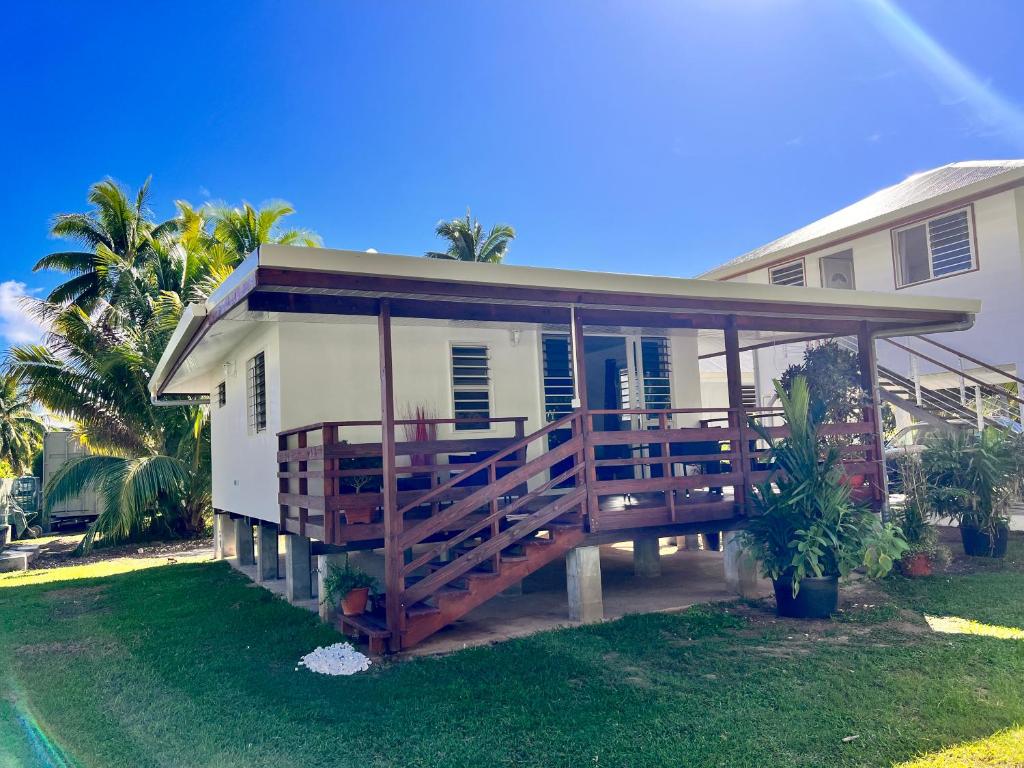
[723,530,760,599]
[213,513,236,560]
[285,534,313,602]
[318,553,348,623]
[566,545,603,623]
[678,534,700,551]
[234,519,255,566]
[256,523,279,582]
[633,537,661,578]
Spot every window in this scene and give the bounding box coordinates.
[893,207,975,287]
[741,384,757,409]
[246,352,266,433]
[640,337,672,411]
[451,345,490,430]
[542,335,575,422]
[769,260,805,286]
[216,381,226,408]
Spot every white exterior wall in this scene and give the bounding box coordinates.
[209,318,706,526]
[731,190,1024,400]
[210,322,283,523]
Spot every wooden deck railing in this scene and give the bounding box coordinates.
[277,416,528,544]
[277,405,885,545]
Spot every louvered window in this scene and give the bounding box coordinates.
[217,381,226,408]
[542,335,575,421]
[741,384,757,409]
[894,207,975,287]
[246,352,266,433]
[769,260,805,286]
[640,337,672,411]
[451,345,491,430]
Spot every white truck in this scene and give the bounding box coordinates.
[41,431,100,531]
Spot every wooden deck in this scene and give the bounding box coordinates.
[278,402,883,651]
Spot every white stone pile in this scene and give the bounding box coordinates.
[297,642,372,675]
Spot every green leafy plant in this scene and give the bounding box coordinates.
[743,376,906,596]
[321,556,377,605]
[779,340,866,425]
[922,427,1021,540]
[890,455,951,566]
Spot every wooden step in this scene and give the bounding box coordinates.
[406,602,441,619]
[337,611,391,655]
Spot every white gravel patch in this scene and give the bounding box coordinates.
[297,642,372,676]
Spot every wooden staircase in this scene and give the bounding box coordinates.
[401,499,586,648]
[339,412,590,652]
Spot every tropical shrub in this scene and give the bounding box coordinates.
[890,454,950,566]
[743,376,906,596]
[921,427,1021,538]
[780,339,865,425]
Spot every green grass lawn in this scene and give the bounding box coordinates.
[1,538,1023,768]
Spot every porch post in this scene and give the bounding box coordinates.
[857,322,888,515]
[724,316,750,514]
[379,299,403,650]
[571,308,598,520]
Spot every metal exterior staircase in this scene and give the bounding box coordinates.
[837,335,1024,433]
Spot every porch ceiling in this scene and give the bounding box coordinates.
[150,245,979,396]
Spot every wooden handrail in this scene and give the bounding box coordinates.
[913,334,1024,389]
[401,462,584,577]
[399,434,582,548]
[883,338,1024,408]
[278,416,528,439]
[396,411,581,521]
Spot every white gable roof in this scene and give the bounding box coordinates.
[700,160,1024,280]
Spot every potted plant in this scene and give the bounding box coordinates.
[337,443,382,524]
[922,428,1019,558]
[891,455,949,578]
[743,377,906,618]
[322,556,378,616]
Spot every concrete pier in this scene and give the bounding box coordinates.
[566,545,603,623]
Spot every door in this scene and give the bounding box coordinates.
[820,251,856,290]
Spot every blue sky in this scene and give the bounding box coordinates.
[3,1,1024,345]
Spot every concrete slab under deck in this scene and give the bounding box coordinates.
[226,531,772,657]
[406,539,772,657]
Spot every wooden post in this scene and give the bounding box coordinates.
[659,412,675,521]
[297,430,308,537]
[322,425,336,545]
[857,322,887,514]
[379,299,403,650]
[724,317,749,514]
[571,309,598,522]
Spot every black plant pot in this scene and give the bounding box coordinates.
[773,573,839,619]
[960,525,1009,558]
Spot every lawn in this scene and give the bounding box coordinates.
[1,537,1023,768]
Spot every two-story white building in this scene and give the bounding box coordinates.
[700,160,1024,430]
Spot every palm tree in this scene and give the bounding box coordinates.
[0,374,44,475]
[208,201,321,260]
[8,302,210,549]
[426,209,516,263]
[15,180,321,551]
[33,178,175,312]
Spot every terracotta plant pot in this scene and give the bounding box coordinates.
[343,507,374,525]
[900,551,933,578]
[341,587,370,616]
